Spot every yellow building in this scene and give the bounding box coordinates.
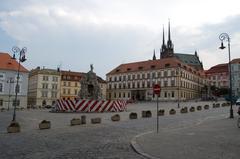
[60,71,82,100]
[28,67,61,108]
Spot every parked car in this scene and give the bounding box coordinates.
[236,98,240,106]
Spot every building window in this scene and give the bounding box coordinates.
[41,91,48,97]
[142,82,145,88]
[119,76,122,81]
[109,84,112,89]
[123,83,126,89]
[0,99,3,106]
[147,81,150,88]
[119,93,121,98]
[171,80,175,87]
[147,73,150,79]
[133,74,136,80]
[128,83,131,89]
[172,91,175,98]
[164,71,167,77]
[128,92,130,98]
[75,82,78,87]
[43,76,49,81]
[75,89,78,95]
[123,76,126,81]
[63,89,66,94]
[119,83,122,89]
[68,89,71,94]
[152,72,155,78]
[114,93,116,98]
[137,74,140,79]
[114,76,117,82]
[142,73,145,79]
[51,92,57,98]
[128,75,131,80]
[164,92,167,98]
[123,92,125,98]
[0,73,5,80]
[63,82,66,86]
[0,83,3,92]
[164,81,168,87]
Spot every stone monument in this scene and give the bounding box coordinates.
[78,64,102,99]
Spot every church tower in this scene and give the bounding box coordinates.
[160,21,174,59]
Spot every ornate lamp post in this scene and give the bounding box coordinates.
[7,77,14,111]
[11,46,27,121]
[219,33,233,118]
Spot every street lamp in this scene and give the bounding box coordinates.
[177,66,180,108]
[219,33,233,118]
[11,46,27,121]
[7,77,14,111]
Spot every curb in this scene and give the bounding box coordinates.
[130,131,159,159]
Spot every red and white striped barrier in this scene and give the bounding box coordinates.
[55,99,127,112]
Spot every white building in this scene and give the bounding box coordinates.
[231,58,240,97]
[0,53,29,109]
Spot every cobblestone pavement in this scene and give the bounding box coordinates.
[0,101,233,159]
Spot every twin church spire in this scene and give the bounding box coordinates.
[153,21,174,60]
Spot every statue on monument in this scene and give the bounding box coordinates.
[78,64,102,99]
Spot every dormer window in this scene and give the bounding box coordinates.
[165,63,170,68]
[127,68,131,71]
[138,66,143,70]
[116,69,120,72]
[151,65,156,69]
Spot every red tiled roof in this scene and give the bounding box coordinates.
[0,52,29,72]
[107,57,199,75]
[205,63,228,74]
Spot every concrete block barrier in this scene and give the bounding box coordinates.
[204,105,209,109]
[70,118,81,126]
[129,112,138,119]
[91,118,101,124]
[111,114,120,121]
[197,106,202,111]
[39,120,51,130]
[169,109,176,115]
[180,107,188,113]
[142,110,152,118]
[7,121,21,133]
[158,109,165,116]
[189,107,195,112]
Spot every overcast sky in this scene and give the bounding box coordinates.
[0,0,240,78]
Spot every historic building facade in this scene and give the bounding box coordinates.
[0,53,29,109]
[106,22,206,101]
[106,57,205,101]
[205,63,229,89]
[28,67,61,108]
[60,70,82,100]
[231,58,240,97]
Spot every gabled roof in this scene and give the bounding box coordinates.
[0,52,29,72]
[205,63,228,74]
[107,57,199,75]
[175,53,201,66]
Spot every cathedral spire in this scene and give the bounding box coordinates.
[168,20,171,42]
[162,26,165,46]
[153,49,156,60]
